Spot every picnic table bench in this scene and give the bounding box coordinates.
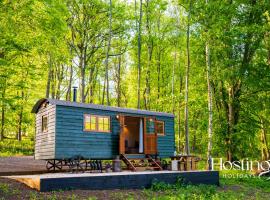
[170,155,200,171]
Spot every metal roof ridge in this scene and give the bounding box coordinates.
[32,98,174,117]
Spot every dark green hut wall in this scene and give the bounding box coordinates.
[156,116,175,158]
[55,105,174,159]
[55,106,119,159]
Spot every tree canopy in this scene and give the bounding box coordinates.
[0,0,269,161]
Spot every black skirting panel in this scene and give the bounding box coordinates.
[39,171,219,192]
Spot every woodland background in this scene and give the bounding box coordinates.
[0,0,270,162]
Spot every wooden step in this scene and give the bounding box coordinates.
[120,154,163,172]
[134,167,160,171]
[124,154,146,159]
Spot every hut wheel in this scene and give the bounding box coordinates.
[46,160,63,171]
[68,156,87,173]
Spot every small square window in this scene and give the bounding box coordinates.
[156,121,165,136]
[42,116,48,132]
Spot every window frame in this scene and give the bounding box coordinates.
[83,114,111,133]
[41,115,48,133]
[156,120,165,136]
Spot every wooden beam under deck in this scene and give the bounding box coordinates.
[4,170,219,192]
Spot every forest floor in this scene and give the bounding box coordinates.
[0,171,270,200]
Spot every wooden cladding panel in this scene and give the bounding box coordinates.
[35,104,55,160]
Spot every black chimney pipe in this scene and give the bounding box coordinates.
[73,86,78,102]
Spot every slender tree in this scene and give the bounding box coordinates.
[206,41,213,166]
[172,48,176,114]
[184,0,192,155]
[205,0,213,169]
[102,0,113,106]
[137,0,143,109]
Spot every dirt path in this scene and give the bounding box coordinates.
[0,156,47,175]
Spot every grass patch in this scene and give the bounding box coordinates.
[0,138,34,156]
[109,192,135,200]
[220,170,270,192]
[0,182,20,197]
[139,171,270,200]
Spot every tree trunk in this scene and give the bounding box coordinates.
[0,85,5,141]
[56,64,64,100]
[157,51,161,100]
[103,0,112,106]
[178,75,183,153]
[206,42,213,168]
[117,55,121,107]
[172,49,176,114]
[137,0,143,109]
[260,118,270,160]
[89,66,96,104]
[192,133,196,152]
[46,54,52,98]
[66,65,73,101]
[226,87,234,162]
[225,82,241,161]
[184,0,191,155]
[78,42,86,103]
[143,0,153,110]
[81,66,86,103]
[51,66,56,99]
[0,104,4,141]
[144,44,152,110]
[191,112,199,152]
[17,91,24,141]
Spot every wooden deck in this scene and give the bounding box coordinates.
[4,170,219,192]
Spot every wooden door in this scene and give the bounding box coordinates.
[144,117,157,154]
[119,115,125,154]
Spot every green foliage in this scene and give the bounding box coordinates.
[0,139,34,156]
[144,173,270,200]
[150,177,187,191]
[109,192,135,200]
[29,191,39,200]
[220,170,270,193]
[0,0,269,162]
[0,182,20,197]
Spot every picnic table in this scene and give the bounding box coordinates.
[170,155,200,171]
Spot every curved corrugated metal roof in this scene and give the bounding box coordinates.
[32,98,174,118]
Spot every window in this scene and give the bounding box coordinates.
[84,114,110,132]
[156,121,165,136]
[42,115,48,132]
[84,115,97,131]
[146,119,155,134]
[98,116,110,132]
